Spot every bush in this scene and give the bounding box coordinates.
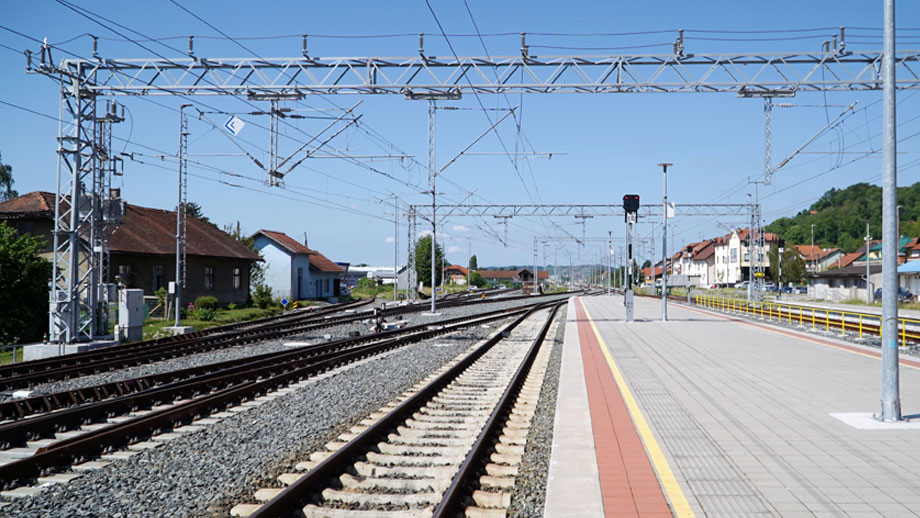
[155,287,167,308]
[252,284,273,309]
[194,295,219,310]
[357,277,377,289]
[227,302,237,310]
[194,307,217,321]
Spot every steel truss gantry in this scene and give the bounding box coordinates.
[27,50,920,96]
[26,42,919,343]
[407,203,755,219]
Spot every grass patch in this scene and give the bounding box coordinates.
[0,346,23,365]
[838,298,920,311]
[143,306,282,340]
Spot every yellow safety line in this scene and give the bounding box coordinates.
[579,298,695,518]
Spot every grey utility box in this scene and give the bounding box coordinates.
[118,288,144,342]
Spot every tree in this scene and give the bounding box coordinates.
[469,254,478,271]
[0,223,51,344]
[0,153,18,201]
[767,246,807,284]
[414,235,445,287]
[469,270,488,288]
[177,201,218,229]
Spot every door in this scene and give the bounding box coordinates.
[297,268,303,300]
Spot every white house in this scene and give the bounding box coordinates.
[674,240,717,287]
[251,230,344,301]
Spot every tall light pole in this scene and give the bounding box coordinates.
[607,230,613,296]
[866,220,873,304]
[659,163,673,322]
[407,91,462,314]
[810,224,816,274]
[880,0,901,422]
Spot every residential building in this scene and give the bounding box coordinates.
[673,240,716,287]
[443,264,469,285]
[807,265,882,302]
[0,191,259,306]
[251,230,344,301]
[796,245,844,272]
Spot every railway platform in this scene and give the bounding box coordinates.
[546,295,920,517]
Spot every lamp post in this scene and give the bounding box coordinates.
[810,224,816,274]
[866,220,872,304]
[659,163,673,322]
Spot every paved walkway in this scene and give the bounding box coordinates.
[546,295,920,517]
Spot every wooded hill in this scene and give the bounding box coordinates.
[765,182,920,253]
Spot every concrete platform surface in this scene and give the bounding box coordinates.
[547,294,920,518]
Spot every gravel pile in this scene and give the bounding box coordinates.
[22,294,570,397]
[2,321,506,518]
[508,309,566,518]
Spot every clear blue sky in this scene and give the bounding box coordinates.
[2,1,919,269]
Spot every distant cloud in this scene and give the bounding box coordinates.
[419,230,433,237]
[385,236,395,243]
[452,225,469,232]
[448,245,462,253]
[350,204,359,210]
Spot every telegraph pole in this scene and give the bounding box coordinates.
[608,231,613,296]
[659,163,672,321]
[880,0,901,422]
[391,194,399,301]
[175,104,190,327]
[866,220,873,304]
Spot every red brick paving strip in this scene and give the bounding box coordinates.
[575,299,673,518]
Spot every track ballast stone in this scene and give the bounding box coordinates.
[0,319,505,518]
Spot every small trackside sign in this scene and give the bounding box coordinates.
[224,115,245,136]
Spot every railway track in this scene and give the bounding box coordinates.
[0,298,563,493]
[230,301,564,518]
[0,290,568,393]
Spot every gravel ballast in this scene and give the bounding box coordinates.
[508,308,566,518]
[21,294,571,397]
[2,294,573,517]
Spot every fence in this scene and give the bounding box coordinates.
[693,294,920,347]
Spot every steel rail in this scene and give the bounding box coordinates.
[434,301,563,517]
[248,300,560,518]
[0,290,577,392]
[0,300,545,441]
[0,301,542,488]
[0,298,372,379]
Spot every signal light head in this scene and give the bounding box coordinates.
[623,194,640,213]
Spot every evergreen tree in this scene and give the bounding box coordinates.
[469,254,478,271]
[0,153,17,201]
[414,235,445,287]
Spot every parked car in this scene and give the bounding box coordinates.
[764,282,778,292]
[874,287,913,302]
[736,281,750,290]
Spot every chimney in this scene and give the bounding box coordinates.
[303,232,308,249]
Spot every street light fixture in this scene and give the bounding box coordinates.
[658,162,673,322]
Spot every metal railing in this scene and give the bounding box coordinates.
[692,294,920,347]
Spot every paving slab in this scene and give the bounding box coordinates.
[565,294,920,518]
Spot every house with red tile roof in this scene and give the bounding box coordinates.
[796,244,844,272]
[443,264,469,285]
[0,191,259,306]
[251,230,344,301]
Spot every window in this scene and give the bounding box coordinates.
[730,249,738,262]
[325,278,330,293]
[117,264,135,287]
[153,265,165,292]
[232,267,242,290]
[204,266,214,291]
